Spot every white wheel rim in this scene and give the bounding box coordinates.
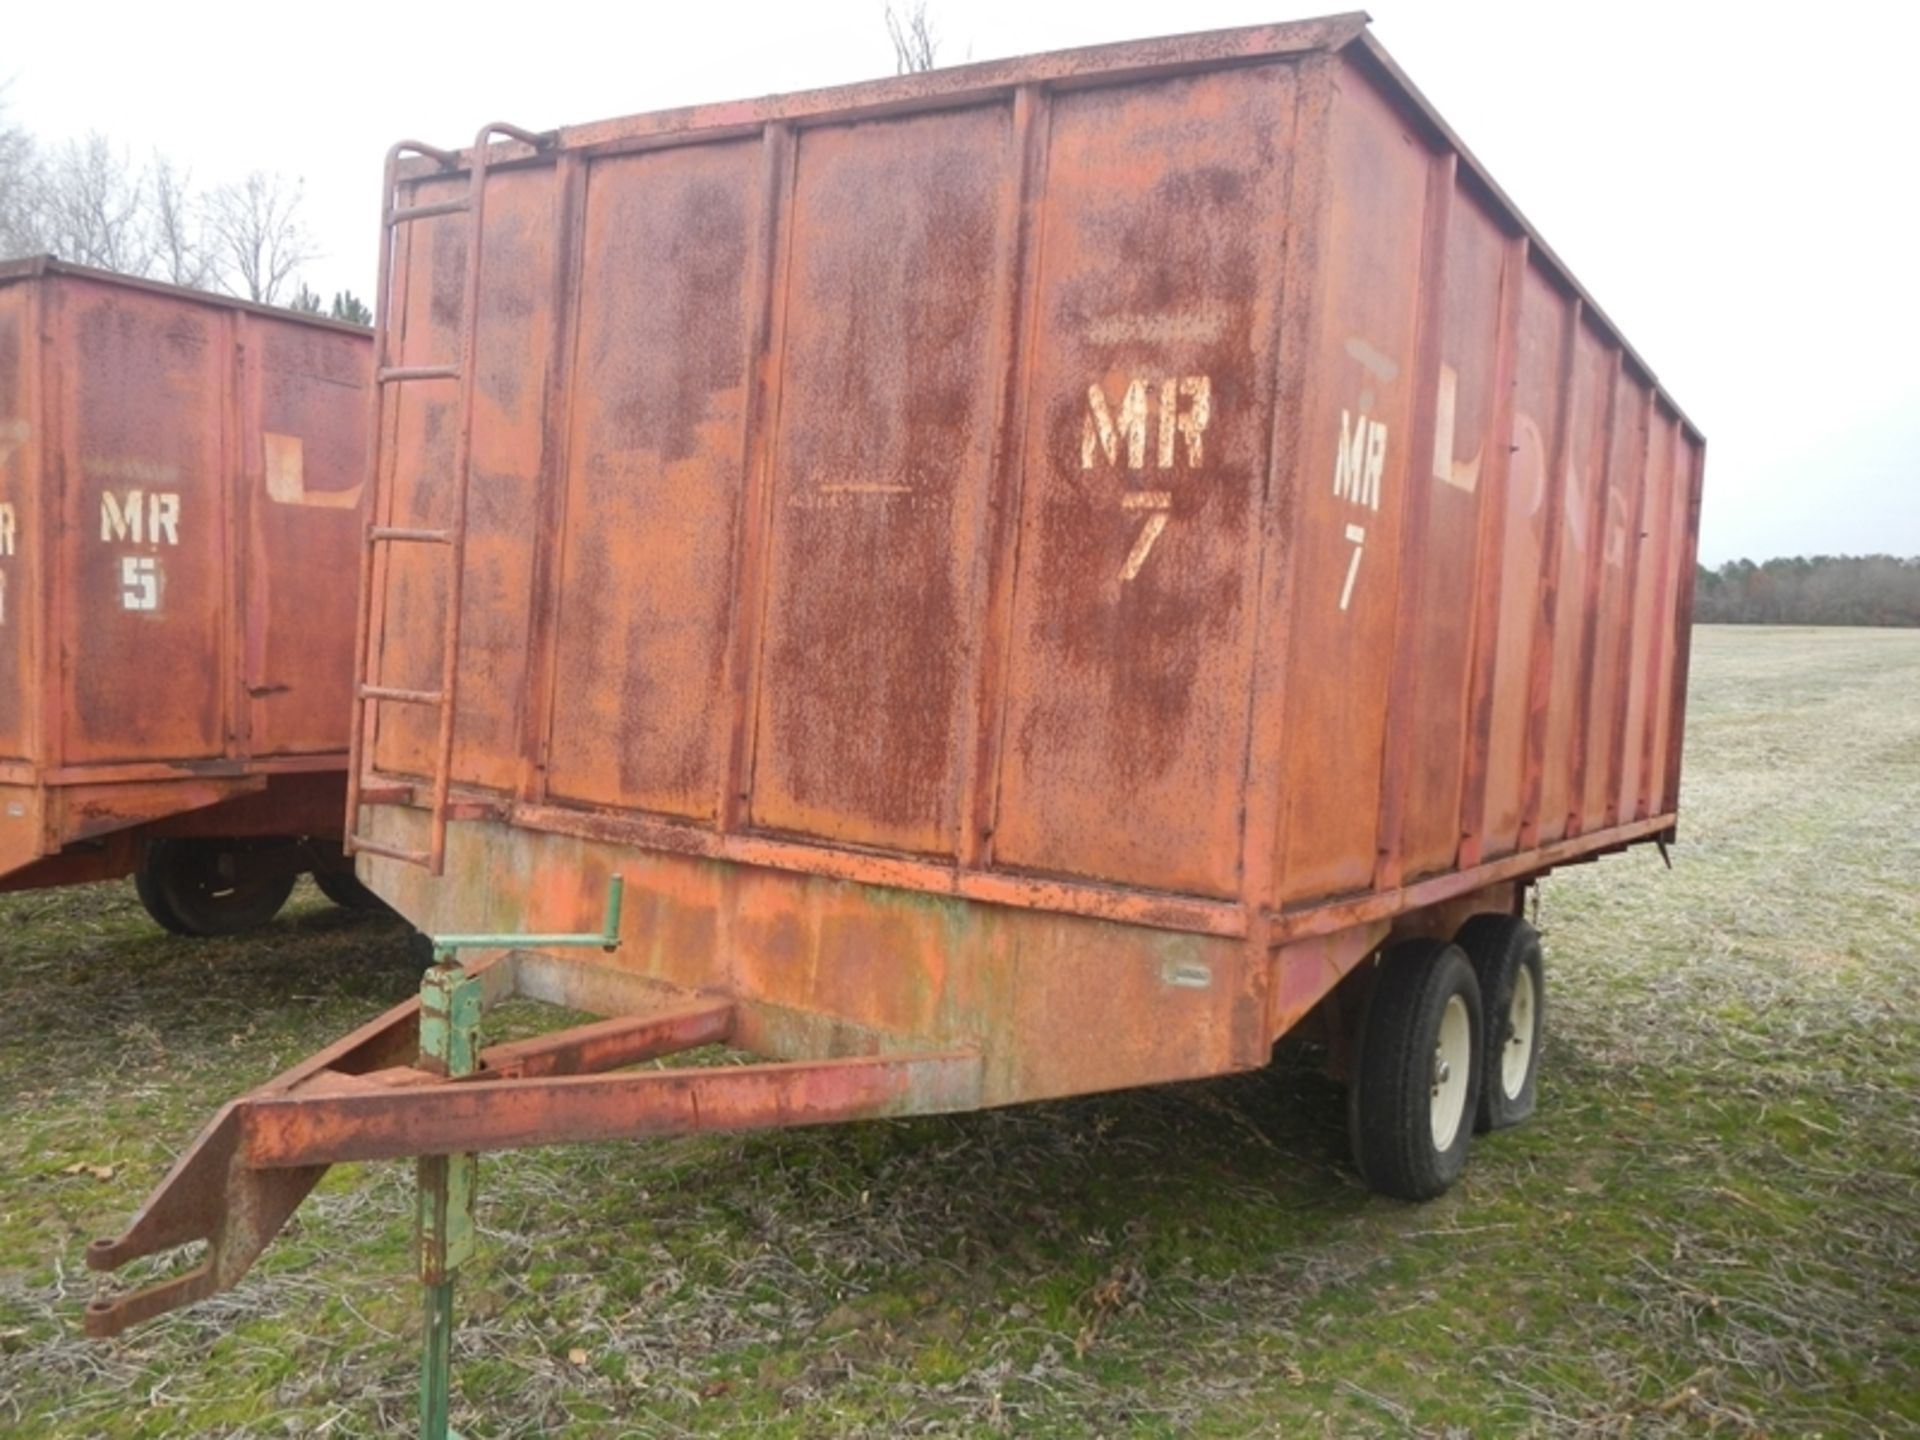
[1501,964,1538,1100]
[1429,993,1472,1152]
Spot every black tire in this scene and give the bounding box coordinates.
[1348,940,1484,1201]
[312,864,389,913]
[1455,913,1544,1133]
[133,840,296,937]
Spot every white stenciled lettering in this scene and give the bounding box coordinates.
[101,489,142,544]
[99,490,181,546]
[1340,523,1366,611]
[1510,412,1547,519]
[1563,451,1587,552]
[1118,491,1172,582]
[264,431,363,510]
[0,494,10,629]
[1084,376,1212,471]
[1170,376,1209,469]
[1604,484,1630,569]
[1084,379,1149,470]
[1430,364,1483,493]
[150,491,180,545]
[1333,411,1386,511]
[1082,376,1211,582]
[120,555,159,611]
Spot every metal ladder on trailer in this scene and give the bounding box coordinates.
[344,123,555,876]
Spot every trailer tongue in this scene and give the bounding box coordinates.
[87,877,980,1433]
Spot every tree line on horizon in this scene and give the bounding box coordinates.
[1693,555,1920,627]
[1,93,370,324]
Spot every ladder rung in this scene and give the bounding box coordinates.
[349,836,432,866]
[387,197,471,225]
[368,525,454,545]
[378,364,460,383]
[360,684,444,705]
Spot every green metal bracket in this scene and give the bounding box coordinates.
[414,875,624,1440]
[427,874,625,966]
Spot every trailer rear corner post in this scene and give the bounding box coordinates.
[412,875,624,1440]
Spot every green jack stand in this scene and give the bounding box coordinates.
[414,877,625,1440]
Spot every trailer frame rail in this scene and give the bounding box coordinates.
[84,886,982,1350]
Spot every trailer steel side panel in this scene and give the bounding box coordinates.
[0,259,370,889]
[346,13,1704,1101]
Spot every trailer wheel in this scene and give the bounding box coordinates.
[134,840,296,937]
[312,863,389,914]
[1455,914,1544,1133]
[1348,940,1484,1201]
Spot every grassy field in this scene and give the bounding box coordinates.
[2,625,1916,1438]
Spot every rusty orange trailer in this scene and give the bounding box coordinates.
[0,259,375,932]
[88,13,1705,1402]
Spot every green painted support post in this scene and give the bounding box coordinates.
[411,876,625,1440]
[417,956,481,1440]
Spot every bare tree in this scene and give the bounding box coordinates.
[206,170,316,305]
[32,133,155,275]
[0,89,42,260]
[0,102,330,307]
[148,155,214,290]
[886,2,939,74]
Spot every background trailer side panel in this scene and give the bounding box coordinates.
[0,260,370,897]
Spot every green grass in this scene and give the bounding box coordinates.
[2,625,1916,1437]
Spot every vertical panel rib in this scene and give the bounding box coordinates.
[519,153,589,804]
[964,85,1050,869]
[1454,231,1528,869]
[1519,293,1581,849]
[1371,150,1457,893]
[718,124,797,832]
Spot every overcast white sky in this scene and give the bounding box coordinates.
[7,0,1916,564]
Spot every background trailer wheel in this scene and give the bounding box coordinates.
[311,860,391,914]
[133,839,298,937]
[1456,913,1545,1132]
[1348,940,1485,1200]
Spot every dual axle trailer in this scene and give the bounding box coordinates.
[0,259,375,931]
[85,13,1704,1431]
